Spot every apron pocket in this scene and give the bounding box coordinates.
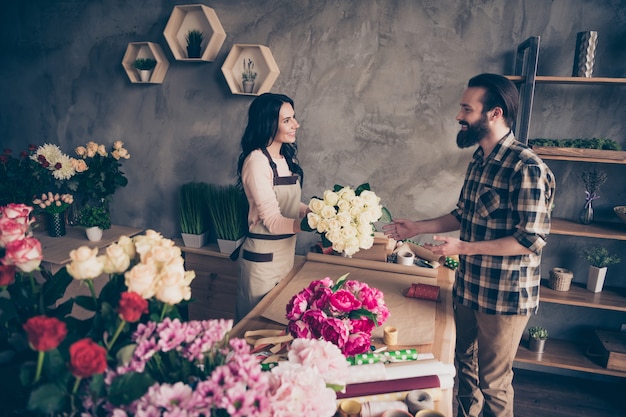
[243,249,273,263]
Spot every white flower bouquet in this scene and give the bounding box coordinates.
[301,183,384,257]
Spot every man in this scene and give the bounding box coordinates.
[385,73,555,417]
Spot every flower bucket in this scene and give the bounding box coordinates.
[217,237,244,255]
[181,232,209,248]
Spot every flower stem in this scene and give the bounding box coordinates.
[106,319,126,351]
[33,350,45,384]
[159,303,170,321]
[86,279,97,305]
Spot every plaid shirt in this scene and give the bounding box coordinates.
[451,134,556,315]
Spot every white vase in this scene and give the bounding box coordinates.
[138,69,152,82]
[85,226,103,242]
[217,237,245,254]
[181,232,209,248]
[586,265,607,293]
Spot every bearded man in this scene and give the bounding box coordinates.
[385,73,556,417]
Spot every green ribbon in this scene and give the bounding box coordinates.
[346,348,419,365]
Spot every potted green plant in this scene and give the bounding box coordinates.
[134,58,157,82]
[205,184,248,254]
[185,29,203,58]
[178,182,210,248]
[241,58,257,93]
[582,246,620,293]
[78,202,111,242]
[527,326,548,353]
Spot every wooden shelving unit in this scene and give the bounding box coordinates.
[507,36,626,379]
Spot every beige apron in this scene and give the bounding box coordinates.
[236,149,301,320]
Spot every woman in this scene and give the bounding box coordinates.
[235,93,308,321]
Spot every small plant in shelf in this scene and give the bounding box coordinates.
[185,29,203,58]
[134,58,157,82]
[582,246,621,269]
[241,58,257,93]
[527,326,548,353]
[77,202,111,230]
[579,168,607,225]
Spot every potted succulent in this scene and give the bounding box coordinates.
[178,182,210,248]
[527,326,548,353]
[78,201,111,242]
[205,184,248,254]
[134,58,157,82]
[582,246,620,293]
[185,29,203,58]
[241,58,257,93]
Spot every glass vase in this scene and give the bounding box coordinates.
[47,212,66,237]
[579,200,593,225]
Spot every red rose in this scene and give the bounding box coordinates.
[23,316,67,351]
[0,264,16,286]
[69,338,107,378]
[117,291,149,323]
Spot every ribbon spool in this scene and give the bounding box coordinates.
[396,250,415,266]
[339,399,362,417]
[405,390,435,414]
[383,326,398,345]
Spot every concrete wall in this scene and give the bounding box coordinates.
[1,1,626,305]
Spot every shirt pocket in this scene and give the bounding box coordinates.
[476,187,502,219]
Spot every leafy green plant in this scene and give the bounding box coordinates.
[528,326,548,340]
[134,58,157,71]
[78,202,111,230]
[582,246,621,268]
[205,184,248,241]
[185,29,203,48]
[529,138,621,150]
[178,182,210,235]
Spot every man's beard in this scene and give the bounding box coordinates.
[456,113,490,149]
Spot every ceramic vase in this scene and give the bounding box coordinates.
[47,212,66,237]
[85,226,103,242]
[586,265,607,293]
[181,232,209,248]
[528,337,546,353]
[242,80,255,93]
[138,69,152,82]
[217,237,245,254]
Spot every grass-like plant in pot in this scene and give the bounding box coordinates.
[185,29,203,58]
[205,184,248,253]
[178,182,210,248]
[134,58,157,71]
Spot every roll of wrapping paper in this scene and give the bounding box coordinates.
[406,283,440,301]
[344,358,455,385]
[347,348,419,365]
[306,252,438,278]
[336,374,441,399]
[336,388,442,406]
[399,242,446,268]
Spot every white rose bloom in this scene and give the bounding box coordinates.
[316,219,330,234]
[326,218,342,231]
[368,205,383,220]
[307,212,321,229]
[350,196,366,210]
[332,240,346,253]
[340,225,358,239]
[103,243,131,274]
[337,187,356,202]
[155,268,194,305]
[358,234,375,250]
[325,229,342,245]
[323,190,339,206]
[360,190,380,206]
[143,245,182,268]
[124,262,159,299]
[358,222,374,236]
[336,212,352,227]
[349,205,365,218]
[134,229,166,262]
[309,198,325,214]
[117,235,137,259]
[66,246,105,280]
[336,199,351,212]
[320,205,337,219]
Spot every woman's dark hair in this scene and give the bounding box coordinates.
[468,73,519,129]
[236,93,303,188]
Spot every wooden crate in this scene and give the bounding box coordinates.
[594,330,626,372]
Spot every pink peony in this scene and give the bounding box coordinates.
[329,288,361,313]
[287,338,349,387]
[343,331,371,356]
[285,290,311,320]
[320,317,350,348]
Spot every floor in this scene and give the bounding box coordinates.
[186,268,626,417]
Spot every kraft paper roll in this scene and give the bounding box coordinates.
[306,252,438,278]
[383,326,399,345]
[401,242,446,268]
[344,359,456,386]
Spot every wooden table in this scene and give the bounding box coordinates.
[231,253,456,417]
[35,224,144,273]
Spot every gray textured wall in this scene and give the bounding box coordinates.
[1,1,626,305]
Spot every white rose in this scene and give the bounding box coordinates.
[316,219,330,234]
[358,234,375,250]
[368,205,383,221]
[155,266,194,305]
[336,199,351,212]
[308,198,325,214]
[340,225,358,239]
[359,190,380,207]
[117,235,137,260]
[102,243,131,274]
[66,246,104,280]
[307,212,321,229]
[358,222,374,236]
[337,187,356,202]
[323,190,339,206]
[326,218,342,231]
[134,230,167,262]
[124,262,159,299]
[325,229,342,245]
[336,212,352,227]
[143,245,182,268]
[332,240,346,253]
[320,205,337,219]
[350,196,366,210]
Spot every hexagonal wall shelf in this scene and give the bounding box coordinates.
[163,4,226,62]
[221,44,280,96]
[121,42,169,84]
